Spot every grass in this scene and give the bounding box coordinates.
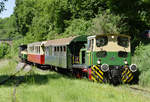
[0,59,150,102]
[14,71,150,102]
[0,59,17,82]
[0,87,13,102]
[0,59,17,75]
[132,43,150,87]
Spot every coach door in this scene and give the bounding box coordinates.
[87,38,94,66]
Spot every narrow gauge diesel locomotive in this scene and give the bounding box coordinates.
[19,34,137,84]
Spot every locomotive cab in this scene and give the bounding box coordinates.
[86,34,137,84]
[19,45,27,61]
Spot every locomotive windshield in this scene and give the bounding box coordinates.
[117,36,129,48]
[96,36,108,47]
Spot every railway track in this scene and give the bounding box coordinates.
[0,62,31,85]
[130,86,150,94]
[0,62,32,102]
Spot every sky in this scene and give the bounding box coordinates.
[0,0,16,18]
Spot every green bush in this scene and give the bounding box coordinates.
[0,43,10,58]
[134,42,145,56]
[87,10,127,35]
[139,69,150,87]
[132,44,150,86]
[63,19,92,37]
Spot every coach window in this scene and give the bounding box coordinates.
[57,46,59,52]
[29,47,31,53]
[34,46,36,54]
[35,46,37,54]
[31,47,33,53]
[52,46,55,56]
[36,46,38,54]
[33,46,35,53]
[31,46,33,53]
[37,46,38,54]
[39,46,40,53]
[38,46,40,54]
[49,47,52,55]
[54,46,56,56]
[45,47,48,55]
[28,47,30,53]
[38,46,39,54]
[32,46,34,53]
[60,46,63,52]
[54,47,56,52]
[63,46,66,52]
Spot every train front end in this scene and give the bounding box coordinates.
[86,34,137,84]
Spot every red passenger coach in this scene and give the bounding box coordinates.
[27,41,46,65]
[28,54,45,64]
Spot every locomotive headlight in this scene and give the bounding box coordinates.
[111,36,114,39]
[97,59,101,64]
[101,64,109,72]
[124,60,128,64]
[129,64,137,72]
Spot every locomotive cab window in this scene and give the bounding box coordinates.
[117,36,129,48]
[96,36,108,47]
[87,39,94,51]
[87,40,91,50]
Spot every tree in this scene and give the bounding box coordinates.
[0,0,8,13]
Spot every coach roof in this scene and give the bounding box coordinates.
[45,35,87,46]
[28,41,47,46]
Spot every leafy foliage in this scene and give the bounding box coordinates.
[134,42,145,56]
[12,0,150,44]
[0,15,17,39]
[88,10,127,35]
[0,0,7,13]
[0,42,10,58]
[63,19,91,37]
[132,43,150,86]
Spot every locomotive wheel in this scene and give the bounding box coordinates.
[72,68,83,78]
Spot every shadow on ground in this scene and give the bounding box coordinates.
[0,72,68,86]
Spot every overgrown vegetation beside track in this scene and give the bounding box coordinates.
[133,43,150,87]
[0,59,17,75]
